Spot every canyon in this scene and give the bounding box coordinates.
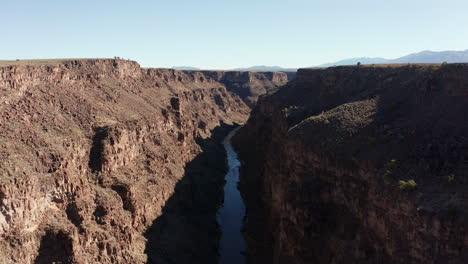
[0,59,290,264]
[1,59,467,264]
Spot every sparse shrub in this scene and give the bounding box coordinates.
[89,172,100,184]
[383,159,398,181]
[282,105,302,116]
[399,179,417,191]
[70,127,82,138]
[25,141,34,149]
[432,62,449,72]
[384,159,398,170]
[384,170,393,181]
[446,174,455,184]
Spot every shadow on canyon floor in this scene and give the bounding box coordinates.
[144,122,238,264]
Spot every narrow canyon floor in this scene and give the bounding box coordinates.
[217,128,246,264]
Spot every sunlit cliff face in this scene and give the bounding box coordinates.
[0,59,291,264]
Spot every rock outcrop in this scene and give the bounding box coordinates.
[234,64,468,264]
[0,59,288,263]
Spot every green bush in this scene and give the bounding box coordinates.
[383,159,399,182]
[446,174,455,184]
[399,180,417,191]
[384,159,398,170]
[384,170,393,181]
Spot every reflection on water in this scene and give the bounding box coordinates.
[217,128,246,264]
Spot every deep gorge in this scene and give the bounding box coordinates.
[1,60,467,264]
[0,59,290,264]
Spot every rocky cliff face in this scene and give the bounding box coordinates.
[234,64,468,264]
[0,59,285,263]
[181,70,293,107]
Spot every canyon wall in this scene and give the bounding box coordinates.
[181,70,293,107]
[234,64,468,264]
[0,59,290,263]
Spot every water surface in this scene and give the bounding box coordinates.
[217,128,246,264]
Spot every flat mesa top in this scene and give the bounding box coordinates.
[301,62,468,70]
[0,58,115,66]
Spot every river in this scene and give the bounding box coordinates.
[217,128,246,264]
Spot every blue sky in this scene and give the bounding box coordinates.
[2,0,468,69]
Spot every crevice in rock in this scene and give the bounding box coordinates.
[93,205,108,225]
[89,126,109,173]
[214,94,225,109]
[111,184,135,214]
[34,230,74,264]
[170,97,181,111]
[66,202,83,230]
[0,190,5,204]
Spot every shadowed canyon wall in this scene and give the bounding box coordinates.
[0,59,291,263]
[234,64,468,264]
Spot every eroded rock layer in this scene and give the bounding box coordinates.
[234,64,468,264]
[0,59,290,263]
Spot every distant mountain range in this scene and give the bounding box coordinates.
[171,66,200,70]
[171,50,468,71]
[317,49,468,67]
[171,65,297,71]
[317,57,388,67]
[232,65,298,72]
